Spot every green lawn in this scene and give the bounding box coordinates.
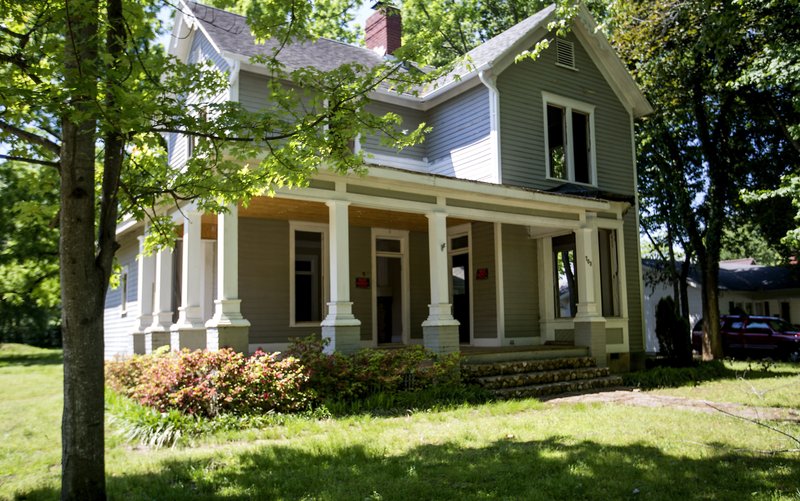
[649,361,800,409]
[2,344,800,500]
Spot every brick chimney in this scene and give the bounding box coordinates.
[365,2,402,56]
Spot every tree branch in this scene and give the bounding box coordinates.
[0,154,60,168]
[0,119,61,154]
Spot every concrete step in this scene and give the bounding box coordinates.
[491,375,624,399]
[462,356,597,378]
[476,366,612,390]
[461,346,589,365]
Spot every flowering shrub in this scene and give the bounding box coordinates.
[106,348,310,417]
[285,335,462,404]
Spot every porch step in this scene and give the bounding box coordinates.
[491,376,624,400]
[462,356,596,378]
[460,346,589,365]
[476,366,613,390]
[463,355,623,399]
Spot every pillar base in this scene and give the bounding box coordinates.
[574,317,607,367]
[206,324,250,353]
[144,331,170,354]
[169,328,207,351]
[131,332,146,355]
[321,323,361,355]
[422,320,460,354]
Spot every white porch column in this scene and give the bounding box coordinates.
[206,205,250,353]
[574,213,607,366]
[422,211,460,354]
[170,209,207,350]
[144,246,173,353]
[131,233,155,354]
[321,200,361,354]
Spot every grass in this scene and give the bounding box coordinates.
[2,343,800,500]
[648,360,800,409]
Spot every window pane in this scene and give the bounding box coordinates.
[451,235,468,250]
[294,231,322,322]
[572,111,590,183]
[376,238,401,253]
[552,234,577,318]
[547,105,566,179]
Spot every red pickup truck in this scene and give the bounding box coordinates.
[692,315,800,362]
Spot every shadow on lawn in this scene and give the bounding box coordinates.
[21,437,800,500]
[0,350,62,368]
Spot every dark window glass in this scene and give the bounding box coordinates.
[553,234,577,318]
[547,105,566,179]
[294,231,322,323]
[572,111,590,183]
[376,238,401,253]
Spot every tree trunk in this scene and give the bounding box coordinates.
[60,0,105,499]
[678,257,691,322]
[700,257,723,360]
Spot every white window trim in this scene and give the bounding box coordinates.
[289,221,329,328]
[542,91,597,187]
[371,228,410,346]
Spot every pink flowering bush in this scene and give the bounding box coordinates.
[106,348,310,417]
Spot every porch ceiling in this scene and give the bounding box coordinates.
[229,196,470,232]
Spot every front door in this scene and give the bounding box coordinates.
[372,230,410,345]
[451,252,471,344]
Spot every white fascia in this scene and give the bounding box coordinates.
[478,67,502,184]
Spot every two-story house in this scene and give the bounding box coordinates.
[104,1,652,371]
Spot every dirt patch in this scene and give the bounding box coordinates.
[544,388,800,422]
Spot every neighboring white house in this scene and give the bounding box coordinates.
[642,258,800,353]
[104,1,653,370]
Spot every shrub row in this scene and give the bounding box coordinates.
[106,336,464,418]
[106,348,310,417]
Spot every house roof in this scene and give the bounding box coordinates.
[642,258,800,292]
[174,1,651,116]
[182,2,386,73]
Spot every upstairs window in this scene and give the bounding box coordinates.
[543,93,595,185]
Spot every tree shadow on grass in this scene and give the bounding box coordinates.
[20,436,800,500]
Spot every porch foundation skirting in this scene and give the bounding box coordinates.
[574,317,607,367]
[422,321,460,354]
[206,324,250,353]
[131,332,146,355]
[144,331,170,354]
[170,327,207,351]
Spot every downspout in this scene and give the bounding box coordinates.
[478,68,502,184]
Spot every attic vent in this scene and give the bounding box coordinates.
[555,38,575,69]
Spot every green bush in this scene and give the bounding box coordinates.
[106,348,310,417]
[654,296,692,366]
[622,360,730,389]
[285,335,463,405]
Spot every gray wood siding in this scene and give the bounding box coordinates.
[428,86,493,182]
[409,231,429,340]
[239,71,270,112]
[362,101,427,162]
[104,234,139,359]
[188,30,229,73]
[169,31,229,169]
[349,227,372,341]
[471,222,497,338]
[498,32,634,196]
[624,210,644,352]
[501,224,539,338]
[239,218,319,345]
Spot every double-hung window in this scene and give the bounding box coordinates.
[543,92,596,185]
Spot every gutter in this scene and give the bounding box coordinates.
[478,67,502,184]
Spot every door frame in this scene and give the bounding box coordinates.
[371,228,410,346]
[447,223,473,345]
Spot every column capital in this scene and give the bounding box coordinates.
[325,199,351,209]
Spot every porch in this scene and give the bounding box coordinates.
[129,167,635,368]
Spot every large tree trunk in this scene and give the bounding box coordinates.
[700,257,723,360]
[60,0,105,499]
